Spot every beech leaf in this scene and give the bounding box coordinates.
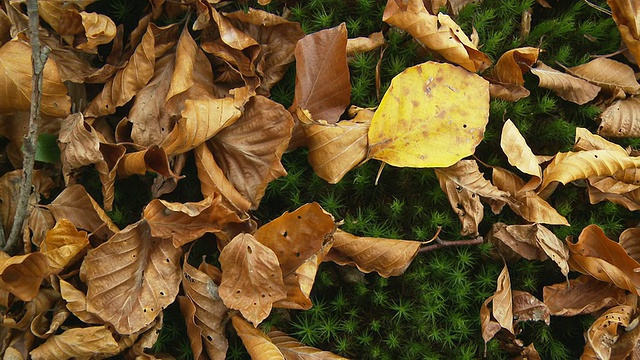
[267,330,349,359]
[29,326,120,360]
[368,61,490,168]
[40,219,89,273]
[500,119,541,190]
[218,233,287,327]
[565,57,640,95]
[598,96,640,137]
[543,275,626,316]
[530,61,601,105]
[0,252,50,301]
[493,47,539,86]
[231,315,284,359]
[584,294,637,360]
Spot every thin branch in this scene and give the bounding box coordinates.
[2,0,47,253]
[418,235,484,253]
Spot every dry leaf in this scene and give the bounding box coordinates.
[383,0,491,72]
[512,290,550,325]
[58,278,103,324]
[489,82,530,102]
[290,23,350,124]
[144,195,245,247]
[0,252,50,301]
[620,227,640,263]
[500,119,541,190]
[530,61,601,105]
[609,0,640,67]
[0,39,71,117]
[346,32,385,55]
[493,263,514,333]
[543,275,626,316]
[268,330,348,359]
[566,57,640,95]
[488,222,544,262]
[274,250,326,310]
[58,10,117,52]
[40,219,89,274]
[327,229,421,278]
[584,294,637,360]
[568,224,640,295]
[209,95,294,209]
[368,61,490,167]
[574,127,628,154]
[29,326,119,360]
[599,96,640,137]
[493,47,539,86]
[218,233,287,327]
[231,315,284,359]
[2,287,60,331]
[254,203,336,276]
[80,220,182,334]
[181,260,229,360]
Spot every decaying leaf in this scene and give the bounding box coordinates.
[481,263,513,347]
[620,227,640,263]
[0,252,50,301]
[327,229,421,277]
[512,290,550,325]
[57,10,117,52]
[584,294,637,360]
[29,326,119,360]
[599,96,640,137]
[543,275,626,316]
[368,61,490,168]
[492,47,539,86]
[383,0,491,72]
[530,62,601,105]
[268,330,348,359]
[291,23,350,124]
[231,315,284,359]
[218,233,287,327]
[80,220,182,334]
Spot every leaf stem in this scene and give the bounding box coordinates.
[419,229,484,253]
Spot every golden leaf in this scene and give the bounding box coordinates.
[346,31,385,55]
[0,252,50,301]
[500,119,541,190]
[58,10,116,52]
[566,57,640,95]
[383,0,491,72]
[609,0,640,69]
[530,61,601,105]
[116,145,178,178]
[40,219,89,273]
[218,233,287,327]
[492,47,539,86]
[231,315,284,359]
[598,96,640,137]
[368,61,489,167]
[574,127,628,154]
[58,278,103,324]
[268,330,349,359]
[327,229,421,278]
[30,326,120,360]
[493,263,513,333]
[0,39,70,117]
[80,220,182,334]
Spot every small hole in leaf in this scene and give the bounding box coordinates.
[207,336,213,341]
[463,124,467,128]
[132,255,136,258]
[166,258,170,263]
[594,155,598,159]
[262,294,266,298]
[297,215,302,219]
[160,292,165,296]
[296,252,301,257]
[236,290,241,294]
[143,309,147,313]
[253,302,257,306]
[247,246,252,253]
[283,231,288,237]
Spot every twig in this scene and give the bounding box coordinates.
[2,0,47,254]
[418,235,484,253]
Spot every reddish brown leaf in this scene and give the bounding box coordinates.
[218,233,287,327]
[543,275,626,316]
[291,24,350,124]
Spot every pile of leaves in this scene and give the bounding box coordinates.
[3,0,640,358]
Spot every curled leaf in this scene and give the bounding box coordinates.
[0,252,50,301]
[565,57,640,95]
[493,47,539,86]
[40,219,89,273]
[30,326,119,360]
[598,96,640,137]
[268,330,348,359]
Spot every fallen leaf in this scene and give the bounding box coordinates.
[619,227,640,263]
[178,296,206,360]
[565,57,640,95]
[500,119,541,190]
[2,287,60,331]
[609,0,640,67]
[80,220,182,334]
[29,326,119,360]
[116,145,178,178]
[383,0,490,72]
[327,229,421,278]
[0,39,71,117]
[598,96,640,137]
[584,293,637,360]
[568,224,640,295]
[574,127,628,154]
[274,249,326,310]
[504,223,569,280]
[28,207,55,247]
[209,95,294,209]
[58,278,103,324]
[290,23,350,124]
[489,82,530,102]
[346,32,385,55]
[492,47,539,86]
[543,275,626,316]
[181,260,229,360]
[368,61,490,167]
[254,203,336,276]
[31,298,70,339]
[0,252,50,301]
[218,233,287,327]
[512,290,550,325]
[530,61,601,105]
[267,330,348,359]
[231,315,284,359]
[480,263,513,348]
[40,219,89,274]
[58,10,117,52]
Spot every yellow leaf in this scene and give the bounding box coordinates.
[40,219,89,273]
[231,315,284,359]
[368,61,489,167]
[493,47,539,86]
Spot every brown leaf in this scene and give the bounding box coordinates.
[209,95,294,209]
[267,330,349,359]
[565,57,640,95]
[116,145,178,178]
[29,326,120,360]
[383,0,491,72]
[620,227,640,263]
[80,220,182,334]
[568,224,640,295]
[40,219,89,274]
[587,183,640,211]
[181,260,229,360]
[84,23,178,117]
[327,229,421,278]
[178,296,206,360]
[274,249,327,310]
[609,0,640,67]
[143,195,245,247]
[47,184,119,242]
[0,39,71,117]
[543,275,626,316]
[589,175,640,194]
[218,233,287,327]
[574,127,628,154]
[58,10,116,52]
[231,315,284,359]
[530,61,601,105]
[58,278,103,324]
[0,252,50,301]
[346,32,385,55]
[493,263,514,334]
[488,222,544,262]
[302,115,370,184]
[28,207,55,247]
[489,81,530,102]
[512,290,550,325]
[254,203,336,276]
[598,96,640,137]
[492,47,539,86]
[2,286,59,331]
[584,294,637,360]
[435,160,512,236]
[291,24,350,124]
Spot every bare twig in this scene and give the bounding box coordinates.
[418,235,484,253]
[2,0,47,253]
